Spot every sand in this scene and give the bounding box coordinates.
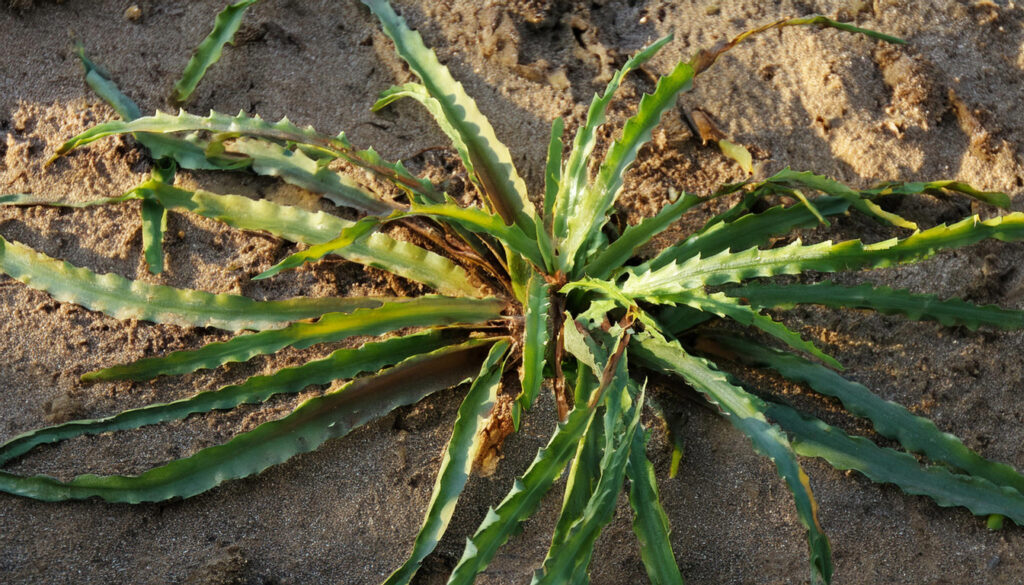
[2,0,1024,583]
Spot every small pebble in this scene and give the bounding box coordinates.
[124,5,142,22]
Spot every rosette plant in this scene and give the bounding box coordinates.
[2,1,1024,584]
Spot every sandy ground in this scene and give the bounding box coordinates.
[2,0,1024,583]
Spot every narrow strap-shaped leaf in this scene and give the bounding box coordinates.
[82,296,504,381]
[866,179,1010,209]
[640,196,851,274]
[632,333,832,585]
[718,336,1024,496]
[373,82,484,192]
[363,0,535,230]
[372,83,521,265]
[446,404,597,585]
[562,15,901,273]
[551,35,672,244]
[73,44,232,171]
[140,197,167,274]
[534,383,643,585]
[549,404,604,555]
[543,117,564,226]
[562,59,696,274]
[624,212,1024,298]
[0,330,450,466]
[73,43,142,121]
[626,425,685,585]
[645,290,841,370]
[767,402,1024,524]
[767,168,916,229]
[544,342,628,559]
[223,137,397,214]
[143,182,483,297]
[408,199,547,269]
[584,192,705,279]
[787,188,827,226]
[322,132,443,203]
[0,234,386,331]
[253,215,387,281]
[55,110,437,198]
[384,340,509,585]
[731,281,1024,331]
[0,339,496,503]
[171,0,261,104]
[140,162,177,275]
[0,193,140,208]
[655,305,712,336]
[512,272,550,429]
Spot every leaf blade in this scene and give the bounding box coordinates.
[633,333,832,585]
[512,272,551,429]
[0,330,452,466]
[768,402,1024,524]
[171,0,261,104]
[82,296,504,381]
[0,234,385,331]
[384,340,510,585]
[0,339,497,503]
[363,0,535,229]
[144,182,483,297]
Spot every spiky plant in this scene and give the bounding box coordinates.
[2,1,1024,583]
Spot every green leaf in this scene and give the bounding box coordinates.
[661,290,841,370]
[551,35,672,246]
[363,0,536,230]
[779,15,904,44]
[55,110,437,197]
[787,188,827,226]
[533,382,643,585]
[562,55,695,274]
[140,197,167,275]
[142,182,483,297]
[73,43,141,121]
[0,330,451,466]
[223,137,397,214]
[584,192,704,279]
[253,214,387,280]
[0,234,386,331]
[384,339,510,585]
[543,338,630,565]
[627,426,684,585]
[767,402,1024,524]
[640,196,851,274]
[543,117,565,224]
[866,180,1010,209]
[82,296,504,381]
[633,333,832,585]
[0,192,140,208]
[717,336,1024,496]
[408,199,547,269]
[372,82,484,197]
[548,402,604,554]
[731,281,1024,331]
[171,0,261,104]
[446,403,597,585]
[625,212,1024,298]
[0,339,497,503]
[688,17,901,80]
[513,272,551,429]
[74,43,231,170]
[768,168,916,229]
